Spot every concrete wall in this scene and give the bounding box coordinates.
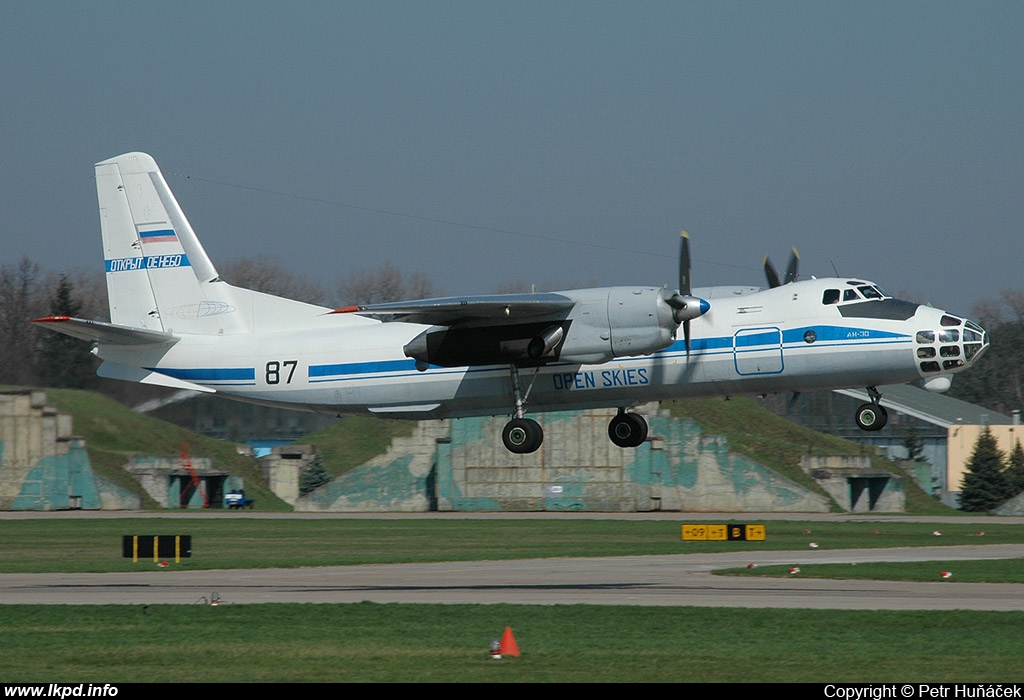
[296,404,834,513]
[0,391,140,511]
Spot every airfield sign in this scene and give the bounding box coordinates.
[681,524,766,541]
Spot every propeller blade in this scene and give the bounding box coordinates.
[764,248,800,287]
[784,248,800,285]
[679,231,691,296]
[764,255,781,288]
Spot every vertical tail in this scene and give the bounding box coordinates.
[96,152,249,334]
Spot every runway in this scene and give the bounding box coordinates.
[4,544,1024,610]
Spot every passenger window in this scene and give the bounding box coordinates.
[916,330,934,343]
[822,289,840,304]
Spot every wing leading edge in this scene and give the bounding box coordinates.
[332,293,576,326]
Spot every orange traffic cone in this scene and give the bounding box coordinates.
[500,626,520,657]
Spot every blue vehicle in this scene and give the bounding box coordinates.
[224,490,255,510]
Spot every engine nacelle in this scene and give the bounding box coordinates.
[556,287,681,364]
[402,286,705,368]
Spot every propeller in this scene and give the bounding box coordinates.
[763,248,800,288]
[664,231,710,355]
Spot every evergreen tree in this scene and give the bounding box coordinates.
[1005,440,1024,499]
[902,424,929,463]
[959,426,1009,511]
[299,453,332,495]
[35,275,97,389]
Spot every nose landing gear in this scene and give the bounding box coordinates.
[855,386,889,432]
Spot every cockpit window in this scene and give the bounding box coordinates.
[916,330,935,343]
[858,286,884,300]
[822,289,840,305]
[843,289,860,302]
[940,315,961,327]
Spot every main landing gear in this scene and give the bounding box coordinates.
[500,365,652,454]
[608,409,648,448]
[502,364,545,454]
[854,386,889,432]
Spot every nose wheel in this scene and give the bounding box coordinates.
[855,387,888,431]
[608,410,649,448]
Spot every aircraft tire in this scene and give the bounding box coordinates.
[608,412,649,448]
[502,418,543,454]
[855,403,888,432]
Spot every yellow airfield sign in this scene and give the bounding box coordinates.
[681,524,766,541]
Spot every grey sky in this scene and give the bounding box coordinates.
[2,1,1021,315]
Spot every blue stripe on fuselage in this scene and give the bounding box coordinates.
[148,367,256,385]
[309,359,418,382]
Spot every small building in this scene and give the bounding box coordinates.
[124,454,236,509]
[770,384,1014,507]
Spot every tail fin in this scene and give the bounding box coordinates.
[95,152,335,335]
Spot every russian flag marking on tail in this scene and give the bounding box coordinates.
[139,228,178,244]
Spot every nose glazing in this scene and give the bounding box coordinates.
[914,313,988,375]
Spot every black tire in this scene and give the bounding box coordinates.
[855,403,888,432]
[608,412,649,448]
[502,418,543,453]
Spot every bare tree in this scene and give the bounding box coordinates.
[221,255,327,305]
[0,258,45,385]
[336,262,436,305]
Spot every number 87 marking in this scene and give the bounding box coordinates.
[265,360,298,385]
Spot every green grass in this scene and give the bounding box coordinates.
[297,415,414,477]
[0,517,1019,574]
[2,604,1023,682]
[4,517,1024,681]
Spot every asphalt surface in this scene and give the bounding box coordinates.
[3,512,1024,610]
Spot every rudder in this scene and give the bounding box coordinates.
[96,152,247,334]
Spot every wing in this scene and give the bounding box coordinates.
[333,293,577,367]
[332,293,576,326]
[30,316,176,345]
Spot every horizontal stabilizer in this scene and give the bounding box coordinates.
[97,361,215,393]
[332,293,576,326]
[30,316,176,346]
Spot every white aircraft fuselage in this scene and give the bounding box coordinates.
[34,153,989,453]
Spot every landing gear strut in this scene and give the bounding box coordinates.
[501,364,543,454]
[608,409,649,448]
[855,386,888,432]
